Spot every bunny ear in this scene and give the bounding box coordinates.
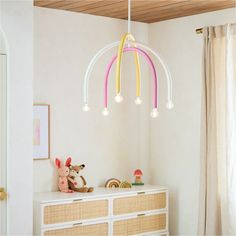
[65,157,72,167]
[55,158,61,168]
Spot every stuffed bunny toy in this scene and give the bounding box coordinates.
[55,157,74,193]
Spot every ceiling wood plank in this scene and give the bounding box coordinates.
[34,0,56,7]
[138,1,235,22]
[132,0,225,20]
[42,1,78,8]
[34,0,236,23]
[38,0,104,11]
[71,1,125,13]
[89,0,185,18]
[80,1,127,14]
[146,4,235,23]
[110,0,189,19]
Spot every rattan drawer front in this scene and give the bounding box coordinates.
[44,200,108,225]
[113,192,166,215]
[44,223,108,236]
[113,214,166,236]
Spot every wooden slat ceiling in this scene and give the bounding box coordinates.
[34,0,236,23]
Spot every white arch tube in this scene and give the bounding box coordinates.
[83,41,120,109]
[83,41,173,110]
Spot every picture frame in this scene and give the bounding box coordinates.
[33,104,50,160]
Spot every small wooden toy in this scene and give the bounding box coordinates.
[132,169,144,185]
[119,181,132,188]
[105,178,120,188]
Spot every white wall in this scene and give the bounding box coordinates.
[33,7,150,192]
[0,1,33,235]
[149,8,236,235]
[34,6,236,235]
[0,32,6,53]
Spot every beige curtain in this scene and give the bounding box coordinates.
[198,24,236,235]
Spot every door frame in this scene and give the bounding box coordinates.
[0,53,8,236]
[0,2,34,234]
[0,29,8,236]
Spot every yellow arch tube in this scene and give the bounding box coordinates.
[115,33,141,97]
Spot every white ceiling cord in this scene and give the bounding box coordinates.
[128,0,131,34]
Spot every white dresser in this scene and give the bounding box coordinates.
[34,185,169,236]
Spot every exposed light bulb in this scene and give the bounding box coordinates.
[83,104,90,112]
[114,94,123,103]
[102,108,109,116]
[150,108,159,118]
[135,97,142,105]
[166,101,174,110]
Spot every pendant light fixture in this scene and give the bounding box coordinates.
[82,0,173,118]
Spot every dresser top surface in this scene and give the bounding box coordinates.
[34,185,167,203]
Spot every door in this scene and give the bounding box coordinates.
[0,54,7,235]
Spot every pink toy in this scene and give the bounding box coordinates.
[55,157,74,193]
[132,169,144,185]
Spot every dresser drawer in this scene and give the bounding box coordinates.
[113,213,166,236]
[44,222,108,236]
[113,192,166,215]
[43,199,108,225]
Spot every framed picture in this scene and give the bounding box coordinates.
[33,104,50,160]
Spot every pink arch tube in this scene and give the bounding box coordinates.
[104,47,158,109]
